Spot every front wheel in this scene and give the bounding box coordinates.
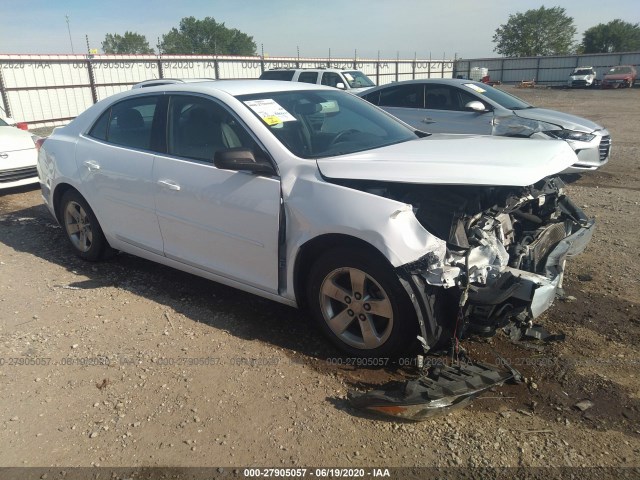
[306,247,419,358]
[60,190,113,261]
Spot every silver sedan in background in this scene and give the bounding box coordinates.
[359,79,611,174]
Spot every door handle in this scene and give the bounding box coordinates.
[83,160,100,171]
[157,179,181,191]
[421,118,435,124]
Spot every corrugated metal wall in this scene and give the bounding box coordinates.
[0,54,454,127]
[454,51,640,85]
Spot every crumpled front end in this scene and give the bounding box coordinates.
[402,177,594,337]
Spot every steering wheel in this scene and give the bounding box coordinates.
[329,129,361,146]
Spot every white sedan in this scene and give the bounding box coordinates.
[37,81,594,357]
[1,117,41,189]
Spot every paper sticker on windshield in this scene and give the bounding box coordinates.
[463,83,486,93]
[244,99,296,125]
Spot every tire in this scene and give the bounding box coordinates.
[59,190,113,261]
[306,247,419,358]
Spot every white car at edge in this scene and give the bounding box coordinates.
[1,116,41,190]
[37,80,594,357]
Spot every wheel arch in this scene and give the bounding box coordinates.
[293,233,395,309]
[52,182,80,223]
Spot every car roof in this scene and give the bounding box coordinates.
[263,67,358,73]
[132,78,216,88]
[361,78,485,93]
[131,79,337,96]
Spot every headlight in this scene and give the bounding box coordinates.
[492,116,558,138]
[545,130,595,142]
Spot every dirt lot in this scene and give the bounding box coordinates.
[1,86,639,472]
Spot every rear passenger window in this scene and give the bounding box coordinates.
[298,72,318,84]
[88,97,159,150]
[259,70,295,81]
[379,84,424,108]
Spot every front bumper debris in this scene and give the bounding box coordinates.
[349,361,516,421]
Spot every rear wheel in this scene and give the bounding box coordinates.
[60,190,113,261]
[306,247,419,358]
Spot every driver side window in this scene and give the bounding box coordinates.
[167,96,257,163]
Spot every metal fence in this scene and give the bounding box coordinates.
[454,51,640,86]
[0,54,454,127]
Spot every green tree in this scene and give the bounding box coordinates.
[493,6,577,57]
[581,20,640,53]
[102,31,155,54]
[160,17,256,55]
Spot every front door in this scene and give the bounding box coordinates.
[153,94,281,293]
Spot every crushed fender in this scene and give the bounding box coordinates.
[349,361,517,421]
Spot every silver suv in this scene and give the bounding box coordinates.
[259,68,375,93]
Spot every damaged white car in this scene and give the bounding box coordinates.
[37,81,594,357]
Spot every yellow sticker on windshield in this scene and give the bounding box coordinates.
[262,116,282,125]
[463,83,486,93]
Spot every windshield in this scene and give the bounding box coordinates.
[238,90,417,158]
[0,118,8,127]
[573,69,594,75]
[608,66,631,74]
[343,71,376,88]
[462,82,532,110]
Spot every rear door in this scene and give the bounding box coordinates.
[373,83,426,129]
[422,84,493,134]
[76,95,165,254]
[152,94,281,293]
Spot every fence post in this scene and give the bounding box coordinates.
[157,56,164,79]
[214,56,220,79]
[86,56,98,104]
[427,61,431,78]
[395,61,399,82]
[500,59,505,83]
[0,65,11,119]
[535,57,540,83]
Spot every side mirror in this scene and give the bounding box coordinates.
[465,101,488,112]
[214,148,276,175]
[336,82,346,90]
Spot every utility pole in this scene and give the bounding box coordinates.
[65,15,75,54]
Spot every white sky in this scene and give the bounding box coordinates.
[1,0,638,59]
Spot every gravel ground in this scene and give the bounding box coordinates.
[0,86,639,472]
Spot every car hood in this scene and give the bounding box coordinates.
[316,134,577,187]
[0,126,35,152]
[514,107,603,132]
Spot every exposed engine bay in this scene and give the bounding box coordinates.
[332,176,594,339]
